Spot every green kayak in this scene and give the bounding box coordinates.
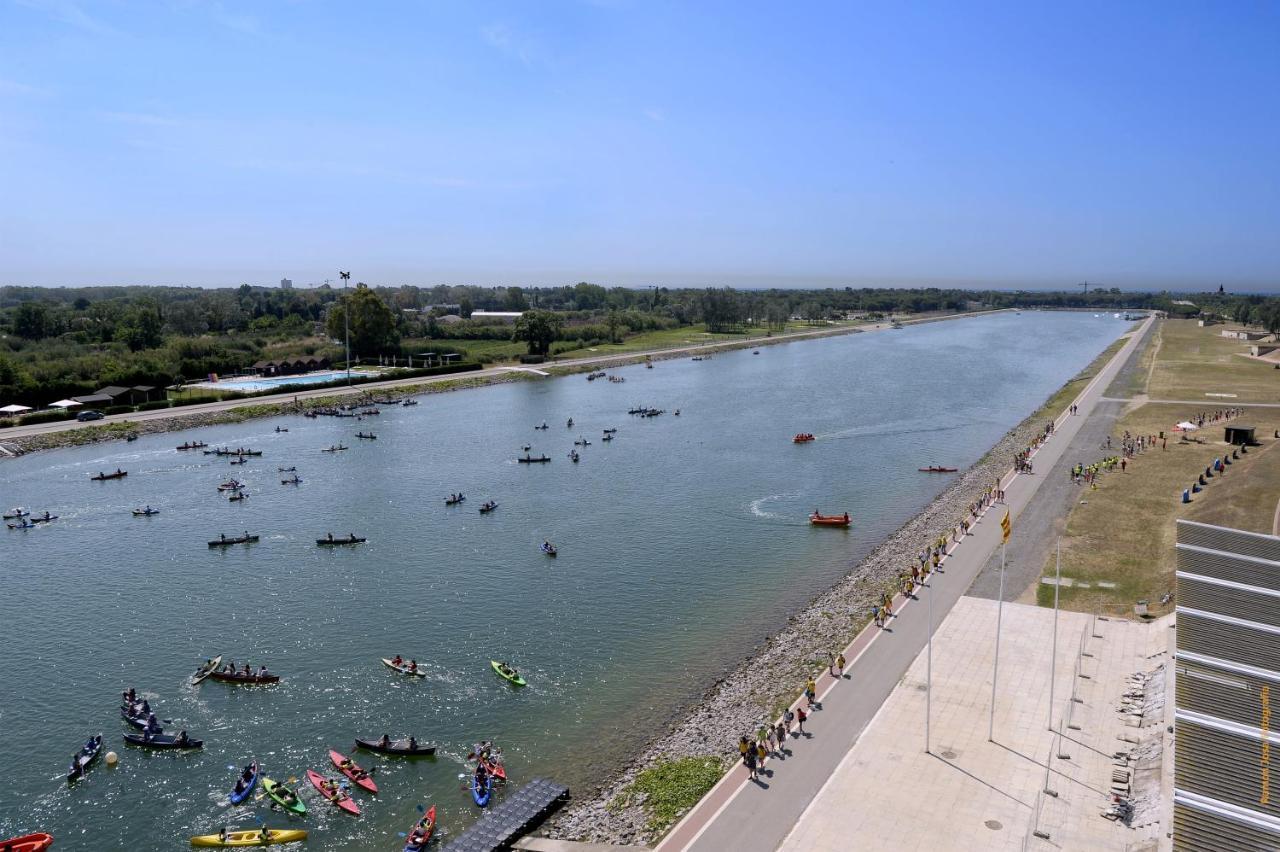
[262,777,306,814]
[491,660,527,686]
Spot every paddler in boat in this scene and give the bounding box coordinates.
[257,665,269,678]
[378,733,391,749]
[175,730,190,746]
[408,659,418,674]
[408,735,418,750]
[392,654,403,667]
[217,827,229,844]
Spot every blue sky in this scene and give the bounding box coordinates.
[2,1,1278,290]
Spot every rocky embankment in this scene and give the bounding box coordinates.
[546,408,1058,847]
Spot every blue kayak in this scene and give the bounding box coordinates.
[471,772,493,807]
[228,761,259,805]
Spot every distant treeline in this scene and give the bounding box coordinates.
[2,282,1277,407]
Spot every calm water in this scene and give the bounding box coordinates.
[0,313,1124,850]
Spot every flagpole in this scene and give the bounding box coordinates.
[989,539,1005,741]
[1048,538,1061,731]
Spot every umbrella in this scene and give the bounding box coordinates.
[0,404,32,414]
[49,399,83,409]
[1176,421,1199,431]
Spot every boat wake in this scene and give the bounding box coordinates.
[748,493,796,519]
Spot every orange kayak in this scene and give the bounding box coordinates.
[793,433,815,443]
[810,513,851,527]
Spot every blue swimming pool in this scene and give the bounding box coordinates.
[192,369,380,392]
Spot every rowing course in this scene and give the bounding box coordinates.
[0,312,1126,850]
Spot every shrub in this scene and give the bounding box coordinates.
[104,404,135,415]
[19,409,75,425]
[137,399,173,411]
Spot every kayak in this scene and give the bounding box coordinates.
[354,737,436,757]
[490,660,527,687]
[306,769,360,815]
[328,749,377,794]
[540,542,557,556]
[120,704,159,732]
[67,734,103,782]
[1,834,53,852]
[192,655,224,685]
[261,777,306,815]
[132,508,161,516]
[124,733,203,749]
[402,806,437,852]
[228,761,259,805]
[208,670,280,685]
[472,754,507,782]
[381,658,426,678]
[190,828,308,847]
[918,466,959,473]
[471,772,493,807]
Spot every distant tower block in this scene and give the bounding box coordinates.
[280,278,293,290]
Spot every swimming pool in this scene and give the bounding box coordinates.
[190,369,380,392]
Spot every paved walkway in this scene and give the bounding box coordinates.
[655,316,1155,852]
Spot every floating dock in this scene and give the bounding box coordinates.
[440,778,570,852]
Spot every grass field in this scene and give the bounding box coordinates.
[1037,318,1280,617]
[1146,319,1280,402]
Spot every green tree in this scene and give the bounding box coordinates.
[606,310,623,343]
[116,299,164,351]
[504,286,529,311]
[513,309,563,357]
[326,284,399,360]
[13,302,51,339]
[459,297,474,318]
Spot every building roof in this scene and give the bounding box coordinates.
[132,385,155,393]
[72,394,114,405]
[471,310,525,318]
[95,386,131,397]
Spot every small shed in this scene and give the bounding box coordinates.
[71,394,115,407]
[1225,425,1257,446]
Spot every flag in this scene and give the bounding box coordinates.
[1000,511,1011,543]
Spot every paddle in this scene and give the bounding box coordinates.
[397,804,429,837]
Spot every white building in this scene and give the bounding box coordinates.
[470,310,525,323]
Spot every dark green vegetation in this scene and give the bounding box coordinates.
[2,282,1277,408]
[611,756,724,835]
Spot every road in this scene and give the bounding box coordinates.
[655,315,1155,852]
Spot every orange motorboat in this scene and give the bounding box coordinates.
[810,512,851,527]
[793,433,815,443]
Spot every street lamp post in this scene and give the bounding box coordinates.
[339,271,351,385]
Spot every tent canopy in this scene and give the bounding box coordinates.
[49,399,83,409]
[1176,421,1199,431]
[0,404,32,414]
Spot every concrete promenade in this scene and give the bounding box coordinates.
[656,315,1156,852]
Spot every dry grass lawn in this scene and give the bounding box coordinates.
[1147,319,1280,403]
[1038,318,1280,618]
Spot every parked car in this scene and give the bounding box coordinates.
[77,410,105,422]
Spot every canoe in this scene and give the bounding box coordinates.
[306,769,360,815]
[132,509,160,516]
[208,670,279,685]
[3,509,30,519]
[541,543,557,557]
[190,828,308,847]
[208,535,259,547]
[517,456,551,463]
[228,761,259,805]
[809,513,851,527]
[67,734,103,782]
[328,749,377,794]
[918,466,959,473]
[471,772,493,807]
[281,478,302,485]
[355,433,377,439]
[261,777,306,815]
[177,442,208,450]
[192,655,224,685]
[0,834,53,852]
[402,805,436,852]
[354,737,436,756]
[7,522,36,529]
[316,536,365,546]
[120,705,160,732]
[478,503,498,514]
[27,515,58,524]
[124,732,202,750]
[381,658,426,678]
[793,434,815,443]
[90,471,127,480]
[321,446,348,452]
[444,496,465,505]
[228,493,248,502]
[490,660,527,687]
[277,467,296,472]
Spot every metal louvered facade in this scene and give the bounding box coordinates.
[1175,520,1280,850]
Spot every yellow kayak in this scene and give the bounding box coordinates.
[190,828,307,847]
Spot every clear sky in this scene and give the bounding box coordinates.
[2,1,1278,291]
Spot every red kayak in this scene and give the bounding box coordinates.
[329,749,377,794]
[403,805,437,851]
[306,769,360,815]
[1,835,53,852]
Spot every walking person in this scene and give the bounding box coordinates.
[755,740,768,770]
[797,706,808,734]
[872,603,882,627]
[836,653,846,677]
[766,725,777,756]
[784,708,795,736]
[745,745,758,779]
[805,677,817,707]
[739,735,750,764]
[775,721,787,750]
